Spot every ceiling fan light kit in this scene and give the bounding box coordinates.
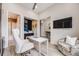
[33,3,37,10]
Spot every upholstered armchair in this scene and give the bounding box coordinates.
[57,37,79,56]
[12,28,34,55]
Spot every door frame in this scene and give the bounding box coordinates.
[40,16,51,43]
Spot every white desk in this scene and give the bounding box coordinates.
[28,37,48,56]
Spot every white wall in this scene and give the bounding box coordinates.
[39,3,79,44]
[1,8,8,48]
[1,3,39,48]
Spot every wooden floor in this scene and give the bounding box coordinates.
[3,43,63,56]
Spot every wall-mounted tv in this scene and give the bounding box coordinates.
[53,17,72,28]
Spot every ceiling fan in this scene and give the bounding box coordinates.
[32,3,37,10]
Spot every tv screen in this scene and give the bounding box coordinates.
[53,17,72,28]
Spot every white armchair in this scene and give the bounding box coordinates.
[12,28,34,55]
[57,37,79,56]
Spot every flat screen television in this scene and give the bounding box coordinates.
[53,17,72,28]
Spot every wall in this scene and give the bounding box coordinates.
[1,8,8,48]
[0,3,2,40]
[39,3,79,44]
[1,3,39,48]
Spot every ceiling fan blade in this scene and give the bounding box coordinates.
[33,3,37,10]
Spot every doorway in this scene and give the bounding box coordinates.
[8,12,20,53]
[8,13,20,39]
[8,12,20,55]
[40,17,51,42]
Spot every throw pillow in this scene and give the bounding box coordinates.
[66,36,77,46]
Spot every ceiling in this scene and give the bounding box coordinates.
[18,3,54,14]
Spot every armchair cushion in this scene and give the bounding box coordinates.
[58,41,71,52]
[66,36,77,46]
[20,41,34,53]
[12,28,34,54]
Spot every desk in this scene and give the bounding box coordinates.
[24,33,34,39]
[28,37,48,56]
